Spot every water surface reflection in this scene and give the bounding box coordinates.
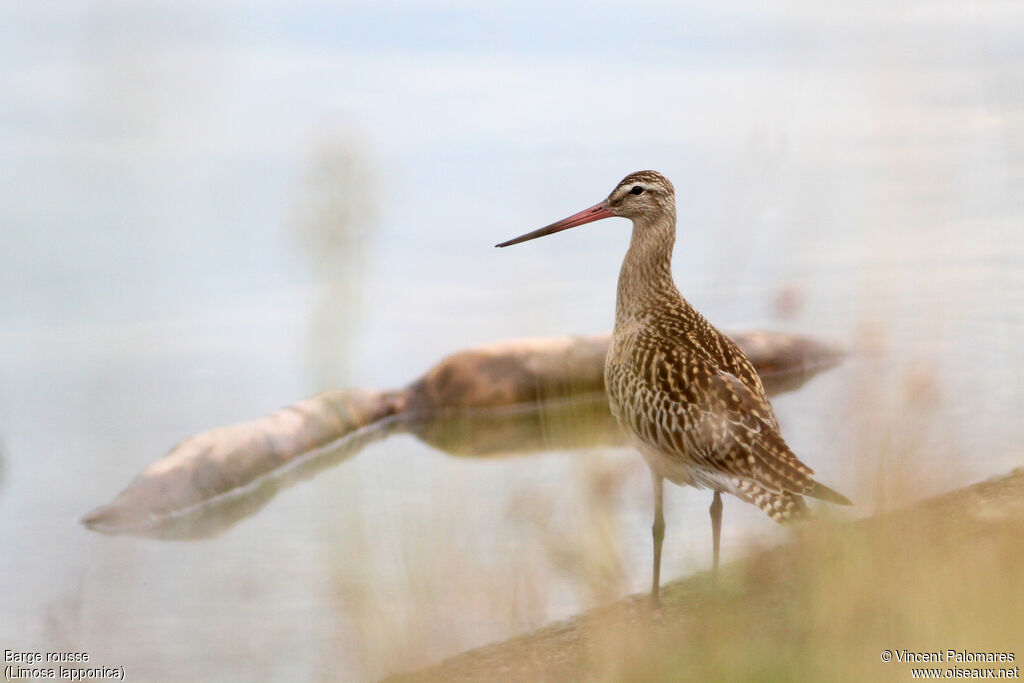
[82,331,841,541]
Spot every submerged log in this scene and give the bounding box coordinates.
[82,331,844,539]
[405,331,843,413]
[81,390,403,539]
[404,392,622,459]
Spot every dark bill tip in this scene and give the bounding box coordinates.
[495,202,613,248]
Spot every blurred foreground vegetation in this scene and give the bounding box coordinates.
[385,467,1024,683]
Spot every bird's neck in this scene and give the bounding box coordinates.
[615,211,680,324]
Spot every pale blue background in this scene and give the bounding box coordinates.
[1,1,1021,680]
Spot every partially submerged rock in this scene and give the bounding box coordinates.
[82,331,844,539]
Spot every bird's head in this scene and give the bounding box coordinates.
[604,170,675,222]
[496,170,675,248]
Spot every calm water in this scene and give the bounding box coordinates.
[2,2,1022,680]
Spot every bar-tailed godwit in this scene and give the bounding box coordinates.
[497,170,851,604]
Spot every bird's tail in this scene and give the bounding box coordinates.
[733,480,809,523]
[805,480,853,506]
[732,479,852,524]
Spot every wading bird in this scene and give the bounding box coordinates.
[496,170,851,605]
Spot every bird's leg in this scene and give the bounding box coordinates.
[710,490,723,582]
[650,473,665,607]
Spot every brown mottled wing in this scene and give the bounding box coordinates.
[610,335,817,498]
[713,334,780,430]
[689,367,816,495]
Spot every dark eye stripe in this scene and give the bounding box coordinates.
[630,185,644,195]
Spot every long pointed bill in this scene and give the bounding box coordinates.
[495,202,614,248]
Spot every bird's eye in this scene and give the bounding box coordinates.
[630,185,644,195]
